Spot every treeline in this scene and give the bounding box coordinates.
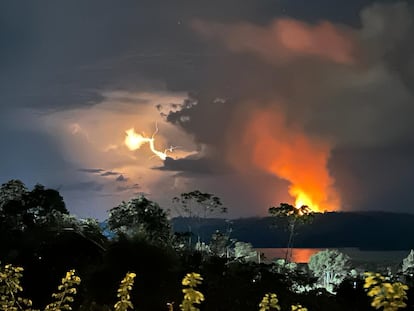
[173,212,414,250]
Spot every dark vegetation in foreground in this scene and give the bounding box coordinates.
[1,179,414,311]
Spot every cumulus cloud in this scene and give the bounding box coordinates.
[32,89,201,215]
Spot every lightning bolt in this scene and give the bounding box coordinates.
[124,123,175,161]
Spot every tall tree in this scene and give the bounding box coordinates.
[26,184,68,214]
[108,195,172,245]
[269,203,313,262]
[172,190,227,218]
[0,180,70,231]
[172,190,227,245]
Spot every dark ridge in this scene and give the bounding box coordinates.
[171,211,414,250]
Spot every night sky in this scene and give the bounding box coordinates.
[1,0,413,219]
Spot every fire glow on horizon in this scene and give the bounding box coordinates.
[237,109,340,213]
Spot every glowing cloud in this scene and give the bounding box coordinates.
[192,18,357,65]
[125,125,175,161]
[229,108,340,212]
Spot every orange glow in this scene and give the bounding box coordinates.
[290,248,324,263]
[242,109,340,212]
[192,17,357,65]
[256,248,324,263]
[124,127,171,160]
[292,189,316,209]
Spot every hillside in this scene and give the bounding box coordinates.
[172,211,414,250]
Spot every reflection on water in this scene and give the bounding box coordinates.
[256,248,324,263]
[255,248,410,264]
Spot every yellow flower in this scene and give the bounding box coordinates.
[114,272,136,311]
[182,273,203,287]
[259,293,281,311]
[180,273,204,311]
[291,304,308,311]
[364,272,408,311]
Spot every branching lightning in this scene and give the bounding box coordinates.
[124,123,175,160]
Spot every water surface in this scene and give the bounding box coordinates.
[256,248,410,264]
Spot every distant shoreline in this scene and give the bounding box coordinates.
[172,211,414,250]
[255,247,410,267]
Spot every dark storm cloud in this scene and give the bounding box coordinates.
[1,0,387,112]
[116,184,140,193]
[116,175,128,182]
[182,1,414,148]
[163,1,414,213]
[78,168,104,174]
[0,0,287,113]
[100,171,120,177]
[0,0,287,216]
[78,169,122,177]
[155,157,229,175]
[276,0,397,25]
[331,144,414,212]
[61,181,104,192]
[361,2,414,95]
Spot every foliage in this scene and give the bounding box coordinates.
[234,242,257,262]
[45,211,80,231]
[78,218,108,248]
[84,237,180,311]
[308,249,350,293]
[364,272,408,311]
[0,179,106,270]
[114,273,136,311]
[402,250,414,274]
[44,270,81,311]
[268,203,313,262]
[209,230,230,258]
[0,262,138,311]
[272,259,298,275]
[172,191,227,219]
[268,204,313,220]
[180,273,204,311]
[0,180,29,232]
[291,304,308,311]
[25,184,68,218]
[259,293,280,311]
[0,263,34,311]
[108,195,171,245]
[0,263,80,311]
[0,180,28,205]
[0,180,70,233]
[172,191,227,247]
[259,293,310,311]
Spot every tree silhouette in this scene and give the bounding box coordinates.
[108,195,172,246]
[172,190,227,246]
[269,203,313,262]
